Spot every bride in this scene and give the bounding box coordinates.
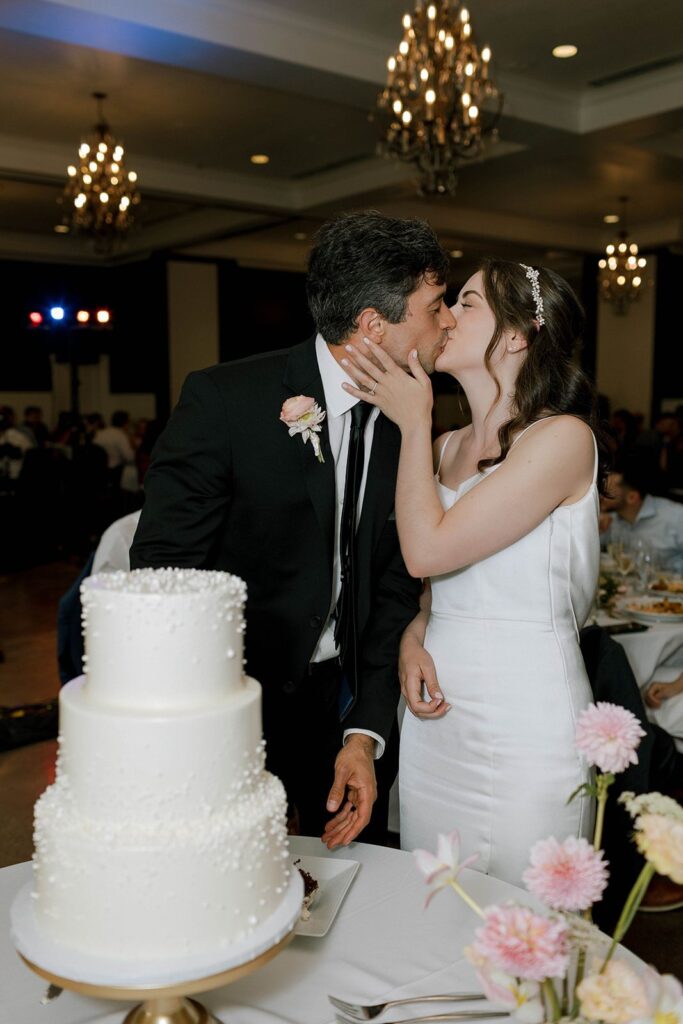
[342,259,605,886]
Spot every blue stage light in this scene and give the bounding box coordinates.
[50,306,65,321]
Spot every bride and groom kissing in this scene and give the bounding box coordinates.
[131,210,602,887]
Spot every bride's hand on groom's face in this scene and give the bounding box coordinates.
[341,337,433,432]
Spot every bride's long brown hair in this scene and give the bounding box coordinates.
[476,259,609,494]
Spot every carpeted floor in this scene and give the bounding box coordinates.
[1,560,682,978]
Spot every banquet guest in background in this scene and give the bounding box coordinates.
[0,405,34,482]
[94,411,136,486]
[600,455,683,573]
[131,211,452,847]
[344,259,604,886]
[18,406,48,448]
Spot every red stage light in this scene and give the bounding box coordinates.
[29,311,43,325]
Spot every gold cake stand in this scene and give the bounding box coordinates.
[20,929,295,1024]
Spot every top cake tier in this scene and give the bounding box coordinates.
[80,568,247,710]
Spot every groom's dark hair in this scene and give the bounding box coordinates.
[306,211,449,345]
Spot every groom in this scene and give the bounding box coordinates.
[130,211,453,846]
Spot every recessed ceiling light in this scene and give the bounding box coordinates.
[250,153,270,165]
[450,249,464,258]
[54,224,70,234]
[293,232,307,240]
[603,214,620,224]
[552,44,578,59]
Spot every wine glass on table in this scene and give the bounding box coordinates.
[633,540,655,595]
[613,545,635,584]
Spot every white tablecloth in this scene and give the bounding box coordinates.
[594,611,683,688]
[0,836,584,1024]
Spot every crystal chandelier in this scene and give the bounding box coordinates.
[377,1,503,196]
[598,198,647,315]
[60,92,140,251]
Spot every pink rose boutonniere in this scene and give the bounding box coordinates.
[280,395,326,463]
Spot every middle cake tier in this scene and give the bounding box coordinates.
[58,675,265,822]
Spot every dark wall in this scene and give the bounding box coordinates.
[653,248,682,420]
[217,263,314,362]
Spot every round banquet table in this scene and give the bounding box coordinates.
[594,610,683,690]
[0,835,642,1024]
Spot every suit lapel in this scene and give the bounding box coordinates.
[282,340,336,557]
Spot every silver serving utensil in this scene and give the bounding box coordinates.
[334,1013,508,1024]
[329,992,486,1021]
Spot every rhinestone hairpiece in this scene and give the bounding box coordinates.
[519,263,545,326]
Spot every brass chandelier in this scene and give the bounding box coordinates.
[598,198,647,315]
[60,92,140,250]
[377,1,503,196]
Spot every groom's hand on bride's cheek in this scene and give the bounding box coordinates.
[321,735,377,849]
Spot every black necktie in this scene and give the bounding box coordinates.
[334,401,372,668]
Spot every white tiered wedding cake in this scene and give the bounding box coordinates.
[31,568,291,962]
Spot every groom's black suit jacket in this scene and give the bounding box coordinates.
[130,338,421,746]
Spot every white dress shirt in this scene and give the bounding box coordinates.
[311,334,385,757]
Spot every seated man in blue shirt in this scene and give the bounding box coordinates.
[600,455,683,574]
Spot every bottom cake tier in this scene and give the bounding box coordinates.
[32,771,289,960]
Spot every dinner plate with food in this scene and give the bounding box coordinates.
[621,595,683,623]
[650,576,683,595]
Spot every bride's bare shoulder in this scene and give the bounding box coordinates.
[517,415,594,462]
[432,427,468,472]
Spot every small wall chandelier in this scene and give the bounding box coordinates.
[598,197,647,315]
[377,2,503,196]
[60,92,140,251]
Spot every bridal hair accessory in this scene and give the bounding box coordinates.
[519,263,545,327]
[280,395,326,463]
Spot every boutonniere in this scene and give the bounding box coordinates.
[280,395,326,463]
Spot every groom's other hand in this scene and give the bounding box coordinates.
[321,734,377,849]
[399,635,450,719]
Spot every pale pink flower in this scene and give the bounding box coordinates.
[634,813,683,884]
[279,395,326,462]
[575,701,645,774]
[577,959,649,1023]
[279,394,316,424]
[523,836,609,912]
[414,830,479,906]
[631,968,683,1023]
[470,903,570,982]
[464,946,544,1022]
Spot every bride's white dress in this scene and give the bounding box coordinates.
[399,426,600,886]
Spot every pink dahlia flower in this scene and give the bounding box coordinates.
[523,835,609,911]
[471,903,570,982]
[575,701,645,774]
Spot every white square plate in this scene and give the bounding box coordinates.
[293,854,360,938]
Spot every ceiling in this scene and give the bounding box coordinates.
[0,0,681,270]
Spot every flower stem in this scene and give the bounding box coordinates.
[600,861,656,972]
[447,879,485,919]
[570,946,586,1018]
[542,979,561,1022]
[592,773,612,852]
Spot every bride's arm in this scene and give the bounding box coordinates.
[398,581,448,719]
[342,339,595,579]
[397,413,593,577]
